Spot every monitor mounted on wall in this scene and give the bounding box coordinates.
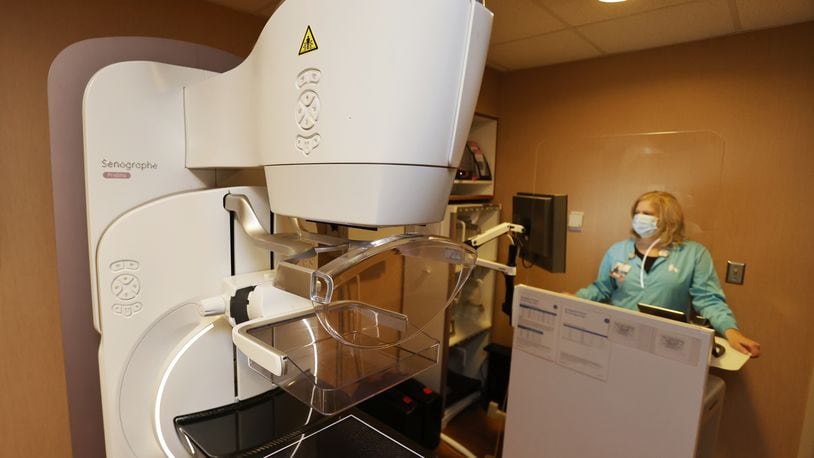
[511,193,567,273]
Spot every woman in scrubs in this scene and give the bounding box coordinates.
[576,191,761,357]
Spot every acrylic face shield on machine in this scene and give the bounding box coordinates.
[310,234,477,349]
[228,233,478,415]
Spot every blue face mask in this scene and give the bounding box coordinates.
[632,214,659,238]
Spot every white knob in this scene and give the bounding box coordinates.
[198,295,227,316]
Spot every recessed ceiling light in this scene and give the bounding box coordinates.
[598,0,627,3]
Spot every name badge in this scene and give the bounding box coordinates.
[611,262,632,281]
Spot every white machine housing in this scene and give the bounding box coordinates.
[185,0,493,227]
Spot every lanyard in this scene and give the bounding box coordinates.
[640,239,660,288]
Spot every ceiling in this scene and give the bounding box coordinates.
[204,0,814,71]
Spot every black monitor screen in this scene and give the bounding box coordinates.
[512,193,567,273]
[637,303,687,323]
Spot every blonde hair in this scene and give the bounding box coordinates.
[631,191,686,246]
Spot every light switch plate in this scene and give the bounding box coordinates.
[567,211,584,232]
[726,261,746,285]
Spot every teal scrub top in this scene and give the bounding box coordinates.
[576,238,738,335]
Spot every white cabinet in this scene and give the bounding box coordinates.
[422,202,502,424]
[441,204,500,348]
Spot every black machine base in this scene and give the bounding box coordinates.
[174,389,433,457]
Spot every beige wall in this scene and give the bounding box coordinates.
[490,22,814,458]
[475,66,501,118]
[0,1,265,456]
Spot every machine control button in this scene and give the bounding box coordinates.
[111,259,140,272]
[295,68,321,89]
[296,90,320,130]
[112,302,143,318]
[111,274,141,300]
[295,134,321,156]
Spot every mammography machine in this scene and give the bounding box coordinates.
[82,0,492,455]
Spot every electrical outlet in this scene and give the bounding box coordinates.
[726,261,746,285]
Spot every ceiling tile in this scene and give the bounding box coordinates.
[735,0,814,30]
[207,0,814,70]
[538,0,692,26]
[488,29,602,70]
[487,0,567,44]
[578,0,735,54]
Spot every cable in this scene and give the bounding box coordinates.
[440,433,477,458]
[514,235,534,269]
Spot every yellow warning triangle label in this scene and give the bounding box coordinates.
[298,26,318,55]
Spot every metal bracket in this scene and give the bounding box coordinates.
[224,193,313,258]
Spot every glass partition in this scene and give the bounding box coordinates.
[515,130,725,287]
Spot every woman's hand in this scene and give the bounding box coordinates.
[724,328,761,358]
